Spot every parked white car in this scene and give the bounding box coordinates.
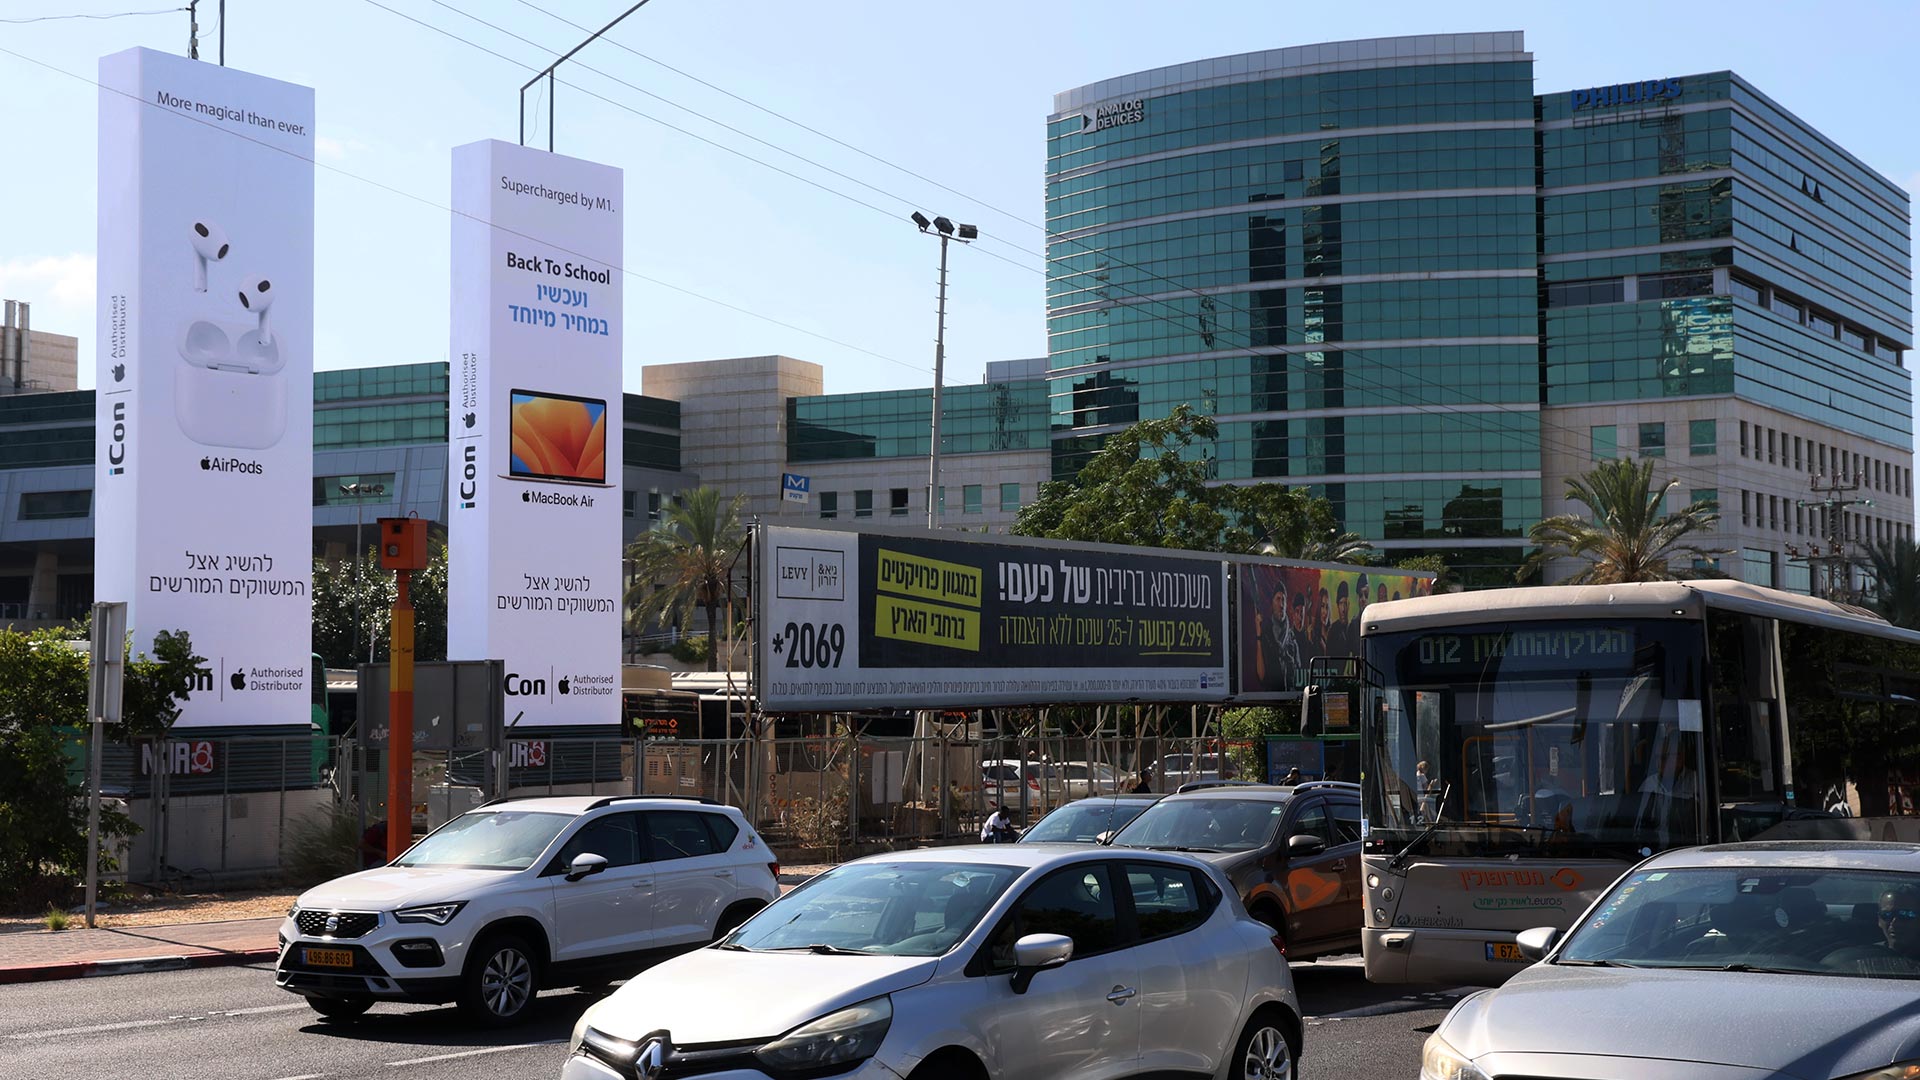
[1058,761,1123,799]
[979,759,1068,807]
[275,795,778,1023]
[563,844,1302,1080]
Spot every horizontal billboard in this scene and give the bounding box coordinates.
[1236,563,1434,700]
[760,527,1230,710]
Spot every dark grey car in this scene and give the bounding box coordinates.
[1424,841,1920,1079]
[1107,783,1363,960]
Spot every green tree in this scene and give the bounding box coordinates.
[1866,537,1920,629]
[1393,554,1457,593]
[311,541,449,669]
[0,626,205,905]
[1015,405,1356,557]
[1522,457,1721,584]
[625,487,747,672]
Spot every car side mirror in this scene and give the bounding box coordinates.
[1009,933,1073,995]
[1515,926,1561,961]
[566,852,609,882]
[1287,833,1327,858]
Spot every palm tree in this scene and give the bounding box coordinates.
[1244,486,1377,564]
[1865,538,1920,629]
[624,487,746,671]
[1522,457,1721,584]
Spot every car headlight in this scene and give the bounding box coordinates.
[755,996,892,1074]
[1421,1032,1491,1080]
[1838,1064,1920,1080]
[576,1025,640,1071]
[393,902,466,924]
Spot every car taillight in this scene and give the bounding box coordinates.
[1028,778,1040,790]
[768,860,780,879]
[1270,934,1287,957]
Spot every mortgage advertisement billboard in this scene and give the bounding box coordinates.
[447,139,623,726]
[1236,562,1434,700]
[94,48,315,727]
[760,526,1230,710]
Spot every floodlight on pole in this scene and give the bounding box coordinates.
[908,211,976,528]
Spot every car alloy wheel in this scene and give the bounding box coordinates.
[468,938,536,1021]
[1239,1021,1294,1080]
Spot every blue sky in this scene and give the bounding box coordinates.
[2,0,1915,401]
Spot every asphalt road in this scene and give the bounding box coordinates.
[0,956,1463,1079]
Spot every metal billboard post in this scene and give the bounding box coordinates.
[84,601,129,929]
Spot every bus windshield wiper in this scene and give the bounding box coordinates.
[1387,783,1451,873]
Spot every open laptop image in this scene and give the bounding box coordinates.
[501,388,614,488]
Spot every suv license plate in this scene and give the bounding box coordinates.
[1485,942,1527,962]
[304,947,354,969]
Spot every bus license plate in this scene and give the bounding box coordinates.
[304,947,354,969]
[1485,942,1527,963]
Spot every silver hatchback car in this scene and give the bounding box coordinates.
[565,844,1301,1080]
[1424,841,1920,1080]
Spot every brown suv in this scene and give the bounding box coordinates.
[1105,781,1363,960]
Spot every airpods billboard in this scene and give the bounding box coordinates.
[95,48,314,727]
[448,140,623,727]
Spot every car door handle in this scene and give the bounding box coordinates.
[631,879,653,889]
[1106,986,1135,1004]
[714,870,734,878]
[1330,859,1347,871]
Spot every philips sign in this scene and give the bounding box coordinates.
[1571,77,1682,111]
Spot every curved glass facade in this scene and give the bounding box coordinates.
[1049,34,1912,588]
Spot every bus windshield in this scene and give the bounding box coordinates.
[1363,618,1708,860]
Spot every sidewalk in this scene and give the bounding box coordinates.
[0,917,282,984]
[0,865,834,984]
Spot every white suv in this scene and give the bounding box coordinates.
[275,795,779,1023]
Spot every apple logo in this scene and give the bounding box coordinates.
[557,677,570,695]
[521,491,531,503]
[462,412,476,428]
[229,671,246,691]
[111,363,126,382]
[200,457,212,470]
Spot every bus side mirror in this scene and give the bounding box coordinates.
[1301,686,1323,736]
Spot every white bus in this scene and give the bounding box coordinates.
[1345,579,1920,986]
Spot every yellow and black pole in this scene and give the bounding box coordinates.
[378,516,430,863]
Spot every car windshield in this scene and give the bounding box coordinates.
[1110,797,1284,853]
[1558,864,1920,978]
[722,861,1020,956]
[391,810,572,870]
[1020,800,1153,843]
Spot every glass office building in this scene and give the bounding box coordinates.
[1048,34,1912,586]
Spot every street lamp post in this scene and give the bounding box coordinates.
[910,212,976,529]
[340,481,387,662]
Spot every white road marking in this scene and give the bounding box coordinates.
[6,1002,306,1040]
[265,1074,327,1080]
[384,1040,564,1067]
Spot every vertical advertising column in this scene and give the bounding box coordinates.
[448,140,623,728]
[95,48,314,728]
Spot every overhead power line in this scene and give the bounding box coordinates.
[0,5,184,24]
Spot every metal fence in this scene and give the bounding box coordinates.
[100,731,1360,887]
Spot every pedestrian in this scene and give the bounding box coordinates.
[1282,766,1302,786]
[1131,765,1154,794]
[981,804,1017,843]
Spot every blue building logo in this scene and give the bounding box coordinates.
[781,473,810,505]
[1571,78,1682,111]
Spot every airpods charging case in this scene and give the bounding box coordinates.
[175,319,288,450]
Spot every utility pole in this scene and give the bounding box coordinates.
[1792,470,1874,602]
[186,1,199,59]
[378,517,430,862]
[908,212,976,528]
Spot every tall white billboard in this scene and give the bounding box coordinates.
[95,48,315,727]
[448,140,623,726]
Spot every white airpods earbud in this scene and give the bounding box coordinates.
[190,221,229,292]
[237,277,274,345]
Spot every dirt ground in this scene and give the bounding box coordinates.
[0,887,299,934]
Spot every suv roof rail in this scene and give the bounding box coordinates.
[1173,779,1271,794]
[584,794,721,811]
[1290,780,1360,792]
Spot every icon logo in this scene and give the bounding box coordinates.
[230,671,247,691]
[111,363,126,382]
[106,400,128,475]
[462,411,476,429]
[324,914,340,934]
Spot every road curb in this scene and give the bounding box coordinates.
[0,947,278,985]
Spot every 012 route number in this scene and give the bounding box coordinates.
[778,622,846,669]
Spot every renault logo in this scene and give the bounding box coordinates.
[636,1037,666,1080]
[324,914,340,934]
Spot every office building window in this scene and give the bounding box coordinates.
[1000,482,1021,513]
[1691,488,1718,513]
[1638,422,1665,459]
[1590,425,1618,461]
[1731,277,1763,305]
[1743,548,1776,588]
[18,489,90,521]
[1793,437,1802,472]
[622,491,635,518]
[819,491,837,520]
[1739,420,1749,458]
[1689,419,1716,457]
[648,490,662,523]
[963,485,982,514]
[1741,490,1751,527]
[854,489,873,518]
[889,488,910,516]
